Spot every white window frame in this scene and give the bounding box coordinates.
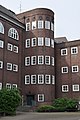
[38,56,44,65]
[45,56,50,65]
[7,63,12,71]
[52,57,54,66]
[38,20,44,29]
[51,22,54,31]
[61,67,68,73]
[38,37,44,46]
[71,47,78,54]
[31,56,36,65]
[45,38,50,46]
[0,61,3,69]
[31,75,36,84]
[7,43,13,51]
[45,75,50,84]
[38,94,44,102]
[52,75,55,84]
[26,22,30,31]
[51,39,54,48]
[0,22,4,34]
[72,65,79,73]
[26,39,30,48]
[0,40,4,48]
[6,83,11,89]
[12,84,17,89]
[62,85,69,92]
[38,74,44,84]
[0,83,2,90]
[32,38,36,47]
[45,21,50,29]
[13,64,18,72]
[32,21,36,30]
[72,84,79,91]
[25,57,30,66]
[61,48,67,56]
[25,75,30,84]
[8,28,19,40]
[13,45,18,53]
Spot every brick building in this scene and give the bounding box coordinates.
[0,5,80,106]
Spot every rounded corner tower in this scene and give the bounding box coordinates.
[19,8,55,106]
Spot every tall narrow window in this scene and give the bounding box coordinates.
[38,75,44,84]
[13,64,18,72]
[52,57,54,66]
[26,22,30,31]
[32,38,36,47]
[51,22,54,31]
[0,61,3,69]
[7,63,12,71]
[51,39,54,48]
[38,56,44,64]
[32,21,36,30]
[45,38,50,46]
[0,22,4,34]
[26,39,30,48]
[38,20,43,29]
[13,45,18,53]
[0,83,2,90]
[25,57,30,66]
[45,75,50,84]
[0,40,4,48]
[45,56,50,65]
[31,75,36,84]
[52,75,55,84]
[25,75,30,84]
[7,43,13,51]
[45,21,50,29]
[8,28,19,40]
[38,37,44,46]
[31,56,36,65]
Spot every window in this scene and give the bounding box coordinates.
[52,57,54,66]
[45,56,50,65]
[51,39,54,48]
[31,75,36,84]
[71,47,78,54]
[51,22,54,31]
[45,21,50,29]
[61,67,68,73]
[72,66,78,73]
[52,75,55,84]
[32,21,36,30]
[25,57,30,66]
[0,61,3,69]
[13,64,18,72]
[38,94,44,102]
[38,20,43,29]
[8,28,19,40]
[7,63,12,71]
[0,22,4,34]
[38,56,44,64]
[26,22,30,31]
[45,38,50,46]
[38,75,44,84]
[31,56,36,65]
[6,83,11,89]
[0,83,2,90]
[45,75,50,84]
[72,85,79,91]
[13,45,18,53]
[12,84,17,89]
[38,37,44,46]
[61,48,67,56]
[0,40,4,48]
[7,43,13,51]
[32,38,36,47]
[26,39,30,48]
[25,75,30,84]
[62,85,69,92]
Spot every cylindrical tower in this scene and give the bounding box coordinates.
[18,8,55,106]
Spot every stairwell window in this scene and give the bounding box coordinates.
[0,22,4,34]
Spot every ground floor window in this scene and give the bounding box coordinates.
[38,94,44,102]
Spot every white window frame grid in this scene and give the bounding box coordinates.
[62,85,69,92]
[13,45,18,53]
[6,83,11,89]
[38,74,44,84]
[0,40,4,48]
[7,63,12,71]
[45,38,50,46]
[45,21,50,29]
[72,65,79,73]
[25,75,30,84]
[51,22,54,31]
[38,37,44,46]
[38,56,44,65]
[13,64,18,72]
[32,21,36,30]
[45,75,50,84]
[25,57,30,66]
[0,22,4,34]
[32,38,36,47]
[26,39,30,48]
[72,84,79,91]
[38,94,44,102]
[31,75,36,84]
[0,83,2,90]
[8,28,19,40]
[52,57,54,66]
[71,47,78,54]
[52,75,55,84]
[61,67,68,73]
[7,43,13,51]
[45,56,50,65]
[38,20,44,29]
[12,84,17,89]
[51,39,54,48]
[0,61,3,69]
[31,56,36,65]
[26,22,30,31]
[61,48,67,56]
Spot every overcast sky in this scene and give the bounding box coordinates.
[0,0,80,41]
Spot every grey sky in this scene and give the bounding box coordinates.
[0,0,80,41]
